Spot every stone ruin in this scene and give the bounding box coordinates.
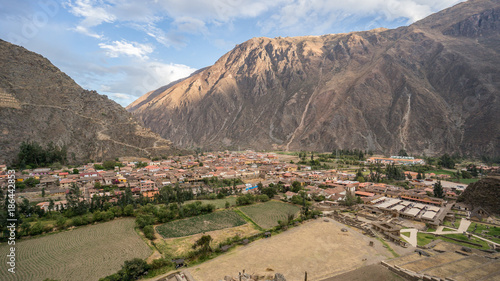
[222,272,286,281]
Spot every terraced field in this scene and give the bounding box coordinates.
[238,201,301,229]
[156,210,246,238]
[0,218,151,281]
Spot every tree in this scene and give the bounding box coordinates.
[193,235,212,257]
[291,181,301,193]
[433,180,444,198]
[72,168,79,174]
[439,154,455,169]
[143,225,155,240]
[48,199,54,212]
[41,187,45,197]
[461,170,472,179]
[121,258,150,281]
[225,201,230,209]
[123,204,134,216]
[398,149,408,157]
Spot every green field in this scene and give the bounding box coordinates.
[417,233,437,246]
[441,233,490,249]
[184,196,238,209]
[416,232,491,250]
[467,223,500,244]
[0,218,151,281]
[427,169,456,176]
[156,210,246,238]
[238,201,301,229]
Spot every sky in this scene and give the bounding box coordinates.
[0,0,464,107]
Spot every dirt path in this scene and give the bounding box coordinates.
[186,218,394,281]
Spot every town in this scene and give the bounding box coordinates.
[0,150,499,281]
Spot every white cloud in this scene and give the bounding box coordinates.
[64,0,116,25]
[174,17,208,35]
[65,0,116,37]
[98,40,153,59]
[127,61,197,97]
[73,25,103,38]
[261,0,464,35]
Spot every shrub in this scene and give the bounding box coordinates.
[143,225,155,240]
[30,222,44,235]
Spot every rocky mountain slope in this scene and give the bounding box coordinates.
[128,0,500,156]
[460,176,500,215]
[0,39,178,163]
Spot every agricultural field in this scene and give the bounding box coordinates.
[156,210,246,238]
[156,223,260,257]
[0,218,151,281]
[238,201,300,229]
[184,196,238,209]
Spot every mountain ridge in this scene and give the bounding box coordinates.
[129,0,499,157]
[0,39,180,164]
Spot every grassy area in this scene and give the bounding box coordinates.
[238,201,301,230]
[468,223,500,235]
[401,232,410,238]
[156,210,246,238]
[417,232,491,250]
[443,218,461,228]
[377,237,399,258]
[185,196,238,209]
[427,228,436,232]
[29,219,56,228]
[455,178,479,184]
[442,227,455,232]
[417,233,437,246]
[0,218,151,281]
[467,223,500,244]
[441,233,490,250]
[427,169,456,176]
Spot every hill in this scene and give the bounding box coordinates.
[459,176,500,215]
[128,0,500,157]
[0,39,179,164]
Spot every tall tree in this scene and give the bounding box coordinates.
[433,180,444,198]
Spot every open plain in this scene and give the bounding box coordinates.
[187,218,394,281]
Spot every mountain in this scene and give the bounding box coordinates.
[0,39,178,164]
[128,0,500,157]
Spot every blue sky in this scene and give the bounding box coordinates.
[0,0,463,107]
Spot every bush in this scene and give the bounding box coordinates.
[257,194,270,202]
[124,204,134,216]
[151,258,173,270]
[236,194,255,206]
[30,222,44,236]
[72,216,84,226]
[136,214,156,229]
[56,216,67,229]
[121,258,150,280]
[143,225,155,240]
[102,210,115,222]
[93,211,103,222]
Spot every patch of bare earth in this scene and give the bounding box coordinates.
[155,223,260,257]
[187,219,394,281]
[320,264,408,281]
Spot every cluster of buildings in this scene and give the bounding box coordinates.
[0,151,490,219]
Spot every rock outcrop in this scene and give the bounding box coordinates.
[460,176,500,215]
[128,0,500,157]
